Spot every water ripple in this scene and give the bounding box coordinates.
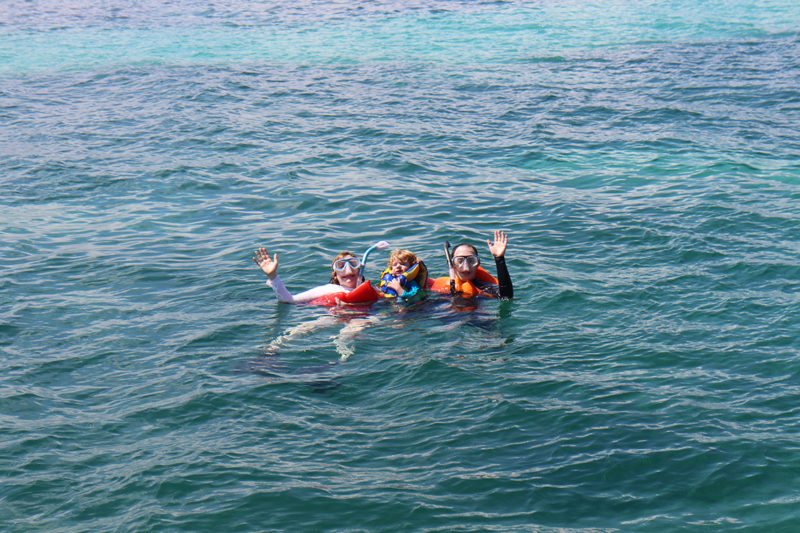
[3,3,800,531]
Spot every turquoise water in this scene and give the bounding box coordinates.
[2,1,800,530]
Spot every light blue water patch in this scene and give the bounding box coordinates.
[1,0,799,73]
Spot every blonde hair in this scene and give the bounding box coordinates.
[329,251,361,285]
[388,249,419,267]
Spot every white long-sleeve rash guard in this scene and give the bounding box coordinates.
[267,274,353,304]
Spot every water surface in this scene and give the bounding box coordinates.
[2,1,800,530]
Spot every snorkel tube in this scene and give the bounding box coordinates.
[359,240,390,280]
[444,240,456,295]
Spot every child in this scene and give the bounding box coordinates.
[378,249,428,301]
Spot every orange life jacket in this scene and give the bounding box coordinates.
[426,267,499,298]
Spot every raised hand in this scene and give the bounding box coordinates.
[254,247,279,280]
[487,230,508,258]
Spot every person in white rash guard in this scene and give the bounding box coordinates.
[254,248,363,303]
[253,248,376,360]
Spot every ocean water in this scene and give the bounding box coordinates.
[2,0,800,530]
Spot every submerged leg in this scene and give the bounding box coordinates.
[264,315,338,354]
[334,316,381,361]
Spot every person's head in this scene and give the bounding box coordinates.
[451,243,480,281]
[388,249,418,277]
[329,251,362,289]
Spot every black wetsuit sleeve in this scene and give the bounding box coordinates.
[494,256,513,299]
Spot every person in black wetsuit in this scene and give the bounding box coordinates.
[452,230,513,299]
[429,230,513,299]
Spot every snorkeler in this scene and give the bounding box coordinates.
[429,230,513,299]
[254,246,384,360]
[377,249,429,302]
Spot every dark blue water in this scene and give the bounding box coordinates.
[2,1,800,530]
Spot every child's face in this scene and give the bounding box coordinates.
[390,258,412,276]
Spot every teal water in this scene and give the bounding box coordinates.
[2,1,800,530]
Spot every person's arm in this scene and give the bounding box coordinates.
[494,256,513,299]
[270,280,348,304]
[487,230,513,299]
[266,274,296,303]
[256,247,347,304]
[255,248,294,302]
